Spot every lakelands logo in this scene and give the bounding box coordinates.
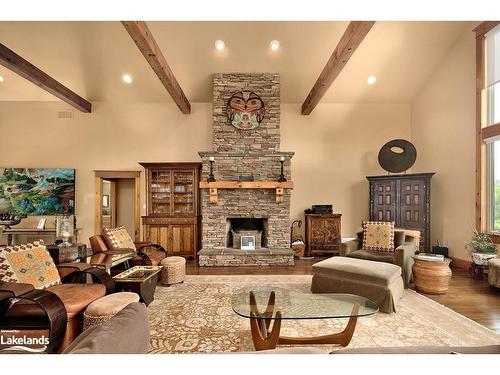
[0,330,49,353]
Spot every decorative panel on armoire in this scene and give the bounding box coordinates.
[367,173,434,252]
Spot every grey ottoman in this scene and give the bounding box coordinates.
[311,257,404,313]
[488,258,500,288]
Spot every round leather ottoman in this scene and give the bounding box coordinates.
[160,256,186,286]
[83,292,140,330]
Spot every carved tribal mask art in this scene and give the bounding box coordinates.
[226,91,265,130]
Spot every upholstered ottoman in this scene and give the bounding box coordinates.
[160,256,186,286]
[488,258,500,288]
[311,257,404,313]
[83,292,140,330]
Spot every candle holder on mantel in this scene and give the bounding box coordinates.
[277,157,287,182]
[207,157,216,183]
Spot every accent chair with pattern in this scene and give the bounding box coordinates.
[343,224,418,288]
[89,226,168,267]
[0,240,114,353]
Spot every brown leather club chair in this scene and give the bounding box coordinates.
[90,233,167,267]
[0,262,114,353]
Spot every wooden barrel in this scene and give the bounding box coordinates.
[412,258,452,295]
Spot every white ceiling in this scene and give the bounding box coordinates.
[0,21,473,104]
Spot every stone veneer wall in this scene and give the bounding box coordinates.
[199,73,294,265]
[199,152,292,250]
[213,73,280,153]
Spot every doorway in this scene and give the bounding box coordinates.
[94,171,141,241]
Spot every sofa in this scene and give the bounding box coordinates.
[342,228,418,287]
[62,302,150,354]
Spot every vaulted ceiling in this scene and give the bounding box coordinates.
[0,21,474,104]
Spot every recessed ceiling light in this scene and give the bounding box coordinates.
[122,74,133,84]
[215,40,226,50]
[270,40,280,51]
[0,75,4,82]
[367,76,377,85]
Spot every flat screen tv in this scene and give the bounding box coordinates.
[0,168,75,215]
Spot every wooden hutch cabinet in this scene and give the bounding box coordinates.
[367,173,434,252]
[140,162,201,259]
[305,213,342,256]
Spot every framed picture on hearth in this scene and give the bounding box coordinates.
[241,235,256,250]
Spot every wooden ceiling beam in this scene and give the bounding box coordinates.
[301,21,375,115]
[122,21,191,114]
[0,42,92,113]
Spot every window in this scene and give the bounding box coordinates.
[485,25,500,232]
[486,25,500,126]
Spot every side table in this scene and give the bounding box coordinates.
[113,266,162,306]
[46,243,90,264]
[469,262,489,280]
[412,257,452,295]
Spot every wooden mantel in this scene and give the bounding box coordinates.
[199,181,294,204]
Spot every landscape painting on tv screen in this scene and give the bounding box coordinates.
[0,168,75,215]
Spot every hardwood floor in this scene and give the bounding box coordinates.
[186,257,500,333]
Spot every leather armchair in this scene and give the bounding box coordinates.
[90,234,168,267]
[343,229,418,288]
[0,263,114,353]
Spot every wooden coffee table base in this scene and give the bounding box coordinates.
[249,291,359,351]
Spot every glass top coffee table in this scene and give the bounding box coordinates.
[231,287,378,351]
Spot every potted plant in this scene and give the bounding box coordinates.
[466,230,497,265]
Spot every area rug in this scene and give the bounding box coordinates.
[147,275,499,353]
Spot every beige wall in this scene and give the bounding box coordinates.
[410,29,476,260]
[282,103,411,236]
[0,100,410,244]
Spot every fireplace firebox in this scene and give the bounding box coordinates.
[226,218,268,249]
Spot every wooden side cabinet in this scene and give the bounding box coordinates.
[140,162,201,259]
[305,213,342,256]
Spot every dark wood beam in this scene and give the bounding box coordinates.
[473,21,500,37]
[122,21,191,114]
[301,21,375,115]
[0,42,91,113]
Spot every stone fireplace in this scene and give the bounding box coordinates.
[198,73,294,266]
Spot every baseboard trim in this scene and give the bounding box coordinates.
[449,256,472,270]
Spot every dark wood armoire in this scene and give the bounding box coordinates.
[366,173,434,252]
[140,162,201,259]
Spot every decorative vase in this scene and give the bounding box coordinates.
[471,252,496,266]
[56,214,74,247]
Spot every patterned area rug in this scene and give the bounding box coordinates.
[147,275,499,353]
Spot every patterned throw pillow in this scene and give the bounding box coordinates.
[103,226,136,251]
[362,221,395,252]
[0,240,61,289]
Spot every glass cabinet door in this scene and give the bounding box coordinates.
[150,170,172,215]
[172,171,194,215]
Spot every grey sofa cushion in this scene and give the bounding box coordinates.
[331,345,500,354]
[63,302,149,354]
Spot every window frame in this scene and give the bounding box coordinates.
[476,21,500,242]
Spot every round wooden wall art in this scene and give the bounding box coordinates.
[226,91,265,130]
[378,139,417,173]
